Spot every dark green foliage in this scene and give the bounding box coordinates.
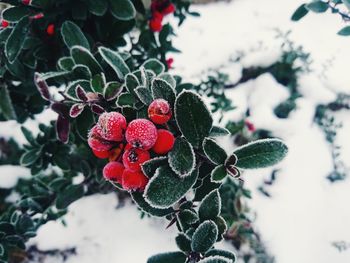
[211,165,228,182]
[151,78,176,106]
[56,184,85,209]
[61,21,90,50]
[141,157,168,178]
[176,233,192,252]
[306,1,328,13]
[291,4,309,21]
[168,137,196,177]
[199,190,221,221]
[147,252,187,263]
[191,220,218,253]
[198,257,231,263]
[203,138,227,165]
[205,249,236,262]
[131,191,174,217]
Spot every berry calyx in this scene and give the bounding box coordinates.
[148,99,172,124]
[97,112,127,142]
[125,119,158,150]
[46,24,55,35]
[92,149,110,159]
[88,125,114,151]
[1,20,9,28]
[122,146,150,171]
[152,129,175,154]
[103,162,124,184]
[122,169,149,191]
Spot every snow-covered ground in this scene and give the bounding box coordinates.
[1,0,350,262]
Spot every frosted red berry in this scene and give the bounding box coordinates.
[97,112,127,142]
[1,20,9,28]
[88,125,114,151]
[125,119,158,150]
[152,129,175,154]
[122,146,150,171]
[103,162,124,184]
[148,99,172,124]
[92,149,110,159]
[47,24,55,35]
[122,169,149,191]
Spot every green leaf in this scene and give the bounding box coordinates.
[338,26,350,36]
[61,21,90,50]
[199,189,221,221]
[176,233,192,252]
[56,184,85,209]
[233,139,288,169]
[87,0,108,16]
[0,85,17,120]
[291,4,309,21]
[198,257,231,263]
[144,166,198,208]
[116,92,136,107]
[20,149,41,166]
[175,90,213,149]
[147,252,187,263]
[213,216,227,240]
[141,156,168,178]
[98,46,130,80]
[178,209,199,230]
[211,165,227,182]
[21,126,37,145]
[342,0,350,10]
[2,6,32,22]
[109,0,136,21]
[203,138,227,165]
[143,59,165,75]
[205,249,236,262]
[191,220,218,253]
[158,73,176,89]
[210,126,230,137]
[71,46,103,76]
[168,137,196,177]
[306,1,328,13]
[104,81,123,101]
[5,16,30,63]
[151,78,176,106]
[131,191,174,217]
[125,73,140,95]
[65,80,92,100]
[135,86,153,105]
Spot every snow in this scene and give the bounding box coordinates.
[1,0,350,262]
[0,165,30,188]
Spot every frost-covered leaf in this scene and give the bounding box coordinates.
[56,115,70,143]
[87,0,108,16]
[198,256,231,263]
[203,138,227,165]
[5,16,30,63]
[158,73,176,88]
[205,249,236,263]
[213,216,227,240]
[58,57,75,71]
[71,46,102,76]
[211,165,227,182]
[0,85,17,120]
[233,139,288,169]
[61,21,90,50]
[116,92,136,107]
[20,149,41,166]
[191,220,218,253]
[176,233,191,252]
[210,126,230,137]
[125,73,139,95]
[72,65,91,80]
[109,0,136,21]
[65,80,91,100]
[144,166,198,208]
[131,191,174,217]
[141,157,168,178]
[175,90,213,149]
[147,252,187,263]
[151,78,176,106]
[178,209,199,231]
[199,189,221,221]
[90,73,106,93]
[2,6,32,22]
[34,73,51,101]
[143,59,165,75]
[75,85,88,101]
[69,103,85,118]
[91,104,105,115]
[135,86,153,105]
[56,184,85,209]
[104,82,123,101]
[168,137,196,177]
[98,46,130,79]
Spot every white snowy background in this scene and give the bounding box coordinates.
[1,0,350,262]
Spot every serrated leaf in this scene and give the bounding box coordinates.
[144,166,199,208]
[71,46,102,76]
[191,220,218,253]
[141,157,168,178]
[175,90,213,149]
[151,78,176,106]
[168,137,196,177]
[147,252,187,263]
[98,46,130,80]
[203,138,227,165]
[211,165,227,182]
[233,139,288,169]
[2,6,32,22]
[199,189,221,221]
[56,184,85,209]
[104,82,123,101]
[5,16,30,63]
[291,4,309,21]
[135,86,153,105]
[0,85,17,120]
[143,59,165,75]
[306,1,328,13]
[109,0,136,21]
[61,21,90,50]
[131,191,174,217]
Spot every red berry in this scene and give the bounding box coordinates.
[122,169,149,191]
[32,13,44,20]
[22,0,31,5]
[103,162,124,184]
[1,20,9,28]
[92,149,110,159]
[47,24,55,35]
[152,129,175,154]
[162,3,175,15]
[166,58,174,69]
[88,125,114,151]
[122,146,150,171]
[149,18,163,32]
[148,99,172,124]
[97,112,127,142]
[125,119,158,150]
[245,120,256,132]
[108,143,125,162]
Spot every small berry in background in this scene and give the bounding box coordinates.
[152,129,175,154]
[125,119,158,150]
[1,20,9,28]
[166,58,174,69]
[46,24,55,35]
[148,99,172,124]
[245,120,256,132]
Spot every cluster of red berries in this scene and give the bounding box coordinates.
[88,99,175,192]
[149,0,175,32]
